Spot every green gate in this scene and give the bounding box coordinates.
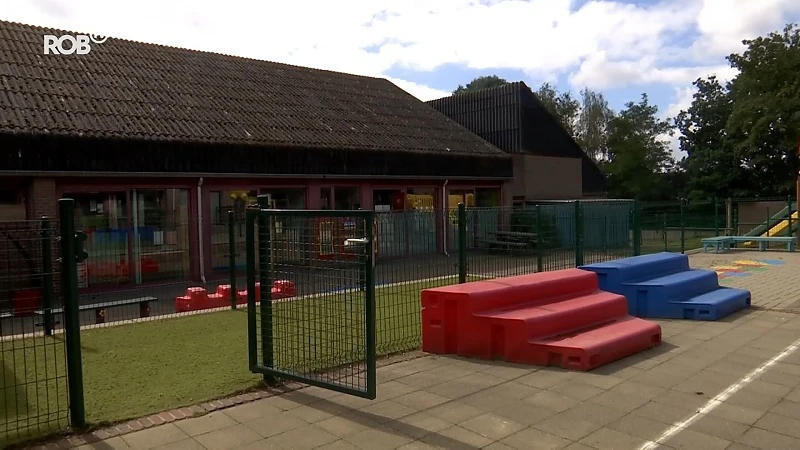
[245,204,377,399]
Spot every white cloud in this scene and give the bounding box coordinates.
[692,0,800,59]
[1,0,798,102]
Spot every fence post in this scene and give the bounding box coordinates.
[58,199,86,428]
[535,205,543,272]
[41,217,54,336]
[680,198,686,254]
[765,207,771,237]
[256,195,275,384]
[725,198,732,235]
[228,210,237,309]
[632,200,641,256]
[574,201,584,267]
[245,208,257,371]
[457,202,467,283]
[662,213,667,251]
[714,198,720,237]
[787,195,793,237]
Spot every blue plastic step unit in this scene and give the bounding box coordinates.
[579,252,690,294]
[671,287,751,321]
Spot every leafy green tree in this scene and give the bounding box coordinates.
[676,76,751,199]
[725,24,800,195]
[576,88,614,162]
[603,94,676,200]
[535,83,580,137]
[452,75,509,94]
[678,23,800,199]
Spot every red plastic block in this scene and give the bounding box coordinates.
[271,280,296,300]
[421,268,662,371]
[236,283,261,304]
[175,287,208,312]
[206,292,228,309]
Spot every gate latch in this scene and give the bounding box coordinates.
[345,237,370,247]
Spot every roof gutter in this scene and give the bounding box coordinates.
[0,171,512,181]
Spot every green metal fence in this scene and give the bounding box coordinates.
[0,218,70,447]
[4,196,797,446]
[246,205,377,399]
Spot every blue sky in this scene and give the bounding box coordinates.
[3,0,800,150]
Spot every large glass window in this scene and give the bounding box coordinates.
[133,189,190,283]
[334,187,360,210]
[67,191,129,287]
[475,188,501,207]
[373,189,404,212]
[0,186,26,221]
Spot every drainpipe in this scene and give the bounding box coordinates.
[442,179,449,256]
[197,177,206,283]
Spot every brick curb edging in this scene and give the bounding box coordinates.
[26,351,428,449]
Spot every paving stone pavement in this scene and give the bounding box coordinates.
[31,250,800,449]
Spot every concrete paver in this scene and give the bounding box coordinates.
[36,250,800,449]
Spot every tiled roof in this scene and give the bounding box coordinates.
[0,20,507,158]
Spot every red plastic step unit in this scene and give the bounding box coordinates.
[175,280,297,313]
[421,268,662,371]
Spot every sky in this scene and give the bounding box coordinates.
[3,0,800,156]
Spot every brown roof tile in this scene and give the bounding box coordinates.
[0,20,508,158]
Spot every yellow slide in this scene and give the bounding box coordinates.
[743,210,798,247]
[762,211,799,237]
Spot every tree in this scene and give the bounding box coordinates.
[535,83,580,137]
[452,75,509,94]
[676,76,750,199]
[724,24,800,195]
[677,23,800,199]
[576,88,614,162]
[603,94,676,199]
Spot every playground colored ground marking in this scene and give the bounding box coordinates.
[712,259,784,281]
[638,335,800,450]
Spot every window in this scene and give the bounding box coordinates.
[334,187,360,210]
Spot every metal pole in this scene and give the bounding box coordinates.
[574,201,584,266]
[535,205,543,272]
[632,200,641,256]
[41,217,54,336]
[457,203,467,283]
[58,199,85,427]
[256,195,275,383]
[228,210,237,309]
[680,199,686,254]
[364,211,377,399]
[245,208,257,371]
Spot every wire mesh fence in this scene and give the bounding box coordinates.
[3,195,797,445]
[1,219,69,447]
[248,209,375,397]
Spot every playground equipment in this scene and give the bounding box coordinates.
[580,252,750,320]
[740,204,797,248]
[420,268,662,371]
[175,280,296,313]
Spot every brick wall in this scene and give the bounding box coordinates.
[28,178,58,220]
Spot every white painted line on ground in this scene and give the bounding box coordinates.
[637,335,800,450]
[0,273,494,342]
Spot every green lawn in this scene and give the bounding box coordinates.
[1,275,476,446]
